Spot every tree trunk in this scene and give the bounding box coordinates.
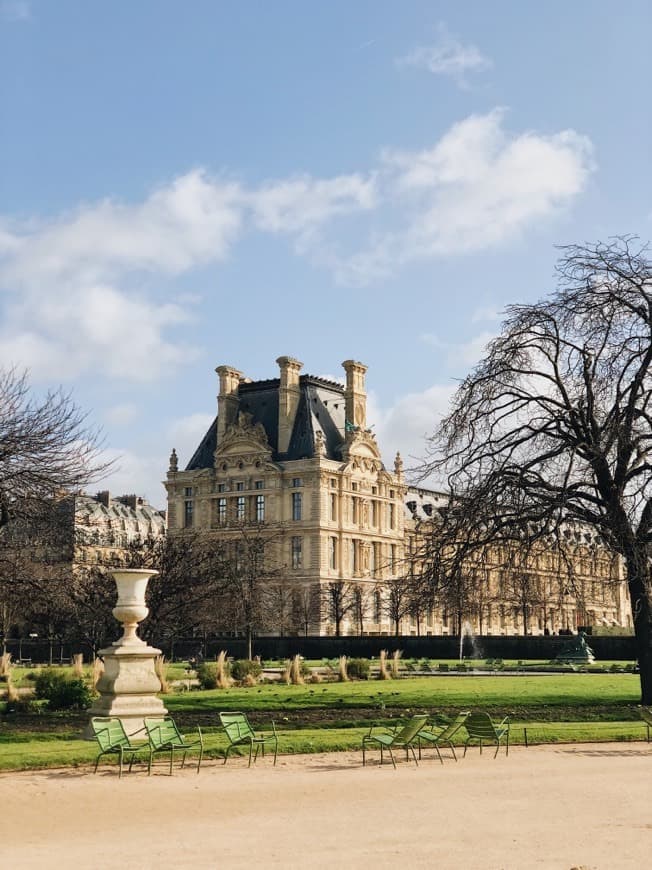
[626,557,652,704]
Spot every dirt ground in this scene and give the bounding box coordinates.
[1,742,650,869]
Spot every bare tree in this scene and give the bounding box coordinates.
[422,238,652,701]
[322,580,355,637]
[0,368,110,529]
[213,524,284,659]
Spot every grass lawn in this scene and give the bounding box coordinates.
[0,671,648,772]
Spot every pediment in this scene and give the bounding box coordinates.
[215,411,272,462]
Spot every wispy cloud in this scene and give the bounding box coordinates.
[398,23,491,87]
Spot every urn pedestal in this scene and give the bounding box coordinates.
[86,569,167,737]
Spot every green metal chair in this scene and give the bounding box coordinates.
[90,717,147,778]
[463,711,510,758]
[144,716,203,775]
[417,711,470,763]
[362,713,428,768]
[219,711,278,766]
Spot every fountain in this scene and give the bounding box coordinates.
[86,568,167,736]
[459,621,483,662]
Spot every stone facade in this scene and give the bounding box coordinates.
[166,357,631,637]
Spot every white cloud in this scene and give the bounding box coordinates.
[104,404,140,426]
[333,110,594,284]
[398,24,491,86]
[250,173,376,244]
[0,112,594,381]
[368,383,456,473]
[168,412,215,467]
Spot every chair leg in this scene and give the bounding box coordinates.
[273,739,278,766]
[169,748,174,776]
[434,744,444,765]
[409,745,419,766]
[148,748,153,776]
[506,731,509,756]
[118,748,124,779]
[447,740,457,762]
[248,741,253,767]
[388,747,396,769]
[196,744,203,773]
[94,754,101,775]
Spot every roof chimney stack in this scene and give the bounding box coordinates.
[276,356,303,454]
[342,360,368,430]
[216,365,242,444]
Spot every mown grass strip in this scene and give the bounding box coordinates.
[0,720,649,772]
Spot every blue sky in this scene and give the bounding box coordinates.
[1,1,650,506]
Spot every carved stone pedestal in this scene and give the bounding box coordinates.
[86,569,167,737]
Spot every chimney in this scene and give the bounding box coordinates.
[96,490,111,508]
[276,356,303,454]
[342,360,368,429]
[216,365,242,444]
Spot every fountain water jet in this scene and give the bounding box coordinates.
[459,621,483,662]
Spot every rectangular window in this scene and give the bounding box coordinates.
[374,591,382,623]
[255,494,265,522]
[330,492,337,522]
[217,483,226,493]
[371,500,378,527]
[330,478,336,488]
[292,477,302,487]
[292,491,302,521]
[184,486,193,497]
[352,481,358,491]
[254,480,264,490]
[329,536,337,570]
[351,539,357,573]
[291,536,302,569]
[217,497,227,525]
[236,482,245,492]
[390,544,397,574]
[352,497,359,524]
[236,495,246,520]
[389,503,395,529]
[369,542,376,575]
[184,500,193,528]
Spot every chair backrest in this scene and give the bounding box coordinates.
[91,717,129,751]
[219,711,255,743]
[437,711,470,741]
[145,717,182,749]
[464,711,500,739]
[396,714,429,742]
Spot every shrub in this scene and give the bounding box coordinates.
[347,658,370,680]
[231,659,262,683]
[34,670,93,710]
[197,662,219,689]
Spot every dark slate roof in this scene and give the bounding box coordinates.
[186,417,217,470]
[185,375,346,470]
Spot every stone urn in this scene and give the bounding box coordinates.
[86,568,167,737]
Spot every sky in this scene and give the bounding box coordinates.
[1,1,651,508]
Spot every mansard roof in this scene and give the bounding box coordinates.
[185,374,347,470]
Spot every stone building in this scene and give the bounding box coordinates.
[402,486,630,636]
[165,357,407,635]
[166,356,630,637]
